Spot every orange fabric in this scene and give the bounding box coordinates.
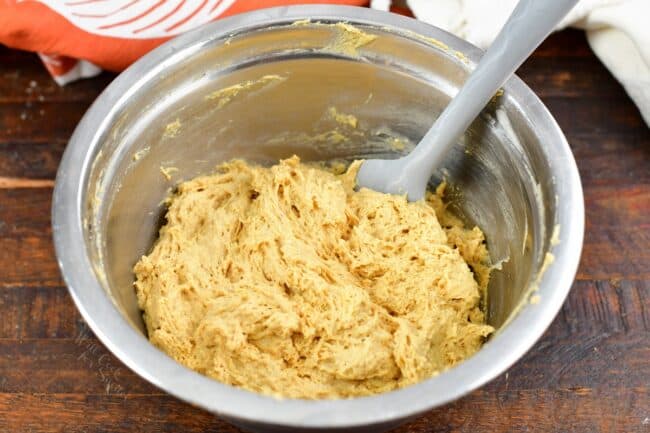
[0,2,163,72]
[221,0,368,17]
[0,1,368,74]
[39,54,81,76]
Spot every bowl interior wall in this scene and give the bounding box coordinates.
[86,24,550,334]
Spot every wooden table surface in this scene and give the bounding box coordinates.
[0,29,648,433]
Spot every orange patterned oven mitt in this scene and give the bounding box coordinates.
[0,0,369,84]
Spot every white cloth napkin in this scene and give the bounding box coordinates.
[372,0,650,125]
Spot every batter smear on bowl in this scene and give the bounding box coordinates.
[134,156,494,398]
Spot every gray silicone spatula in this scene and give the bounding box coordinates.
[356,0,579,200]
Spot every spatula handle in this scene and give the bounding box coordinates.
[409,0,580,173]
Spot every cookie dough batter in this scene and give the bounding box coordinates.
[134,156,493,399]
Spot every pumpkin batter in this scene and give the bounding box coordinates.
[134,156,493,399]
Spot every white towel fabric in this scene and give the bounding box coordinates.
[372,0,650,125]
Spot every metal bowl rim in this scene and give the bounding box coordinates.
[52,5,584,429]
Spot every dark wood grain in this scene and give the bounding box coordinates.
[0,50,114,104]
[0,29,649,433]
[0,189,53,237]
[0,141,64,180]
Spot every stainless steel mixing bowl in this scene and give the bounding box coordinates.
[52,6,584,432]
